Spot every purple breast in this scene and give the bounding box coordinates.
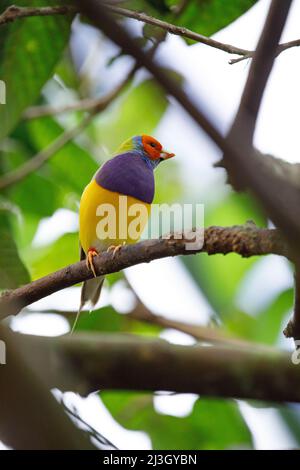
[95,152,155,204]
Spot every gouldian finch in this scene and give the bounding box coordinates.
[74,135,174,331]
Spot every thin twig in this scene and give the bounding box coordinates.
[106,4,251,57]
[127,298,276,352]
[0,4,76,25]
[24,95,121,119]
[1,3,299,65]
[61,399,118,450]
[0,225,289,319]
[32,297,276,352]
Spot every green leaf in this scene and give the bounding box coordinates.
[0,185,30,290]
[0,146,30,288]
[254,288,293,344]
[101,392,253,449]
[27,232,78,279]
[0,0,72,141]
[143,23,166,43]
[0,213,30,289]
[124,0,258,42]
[174,0,258,40]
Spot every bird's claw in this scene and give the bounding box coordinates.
[86,248,98,277]
[107,242,125,258]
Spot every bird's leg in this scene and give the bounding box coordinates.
[86,248,98,277]
[107,241,126,258]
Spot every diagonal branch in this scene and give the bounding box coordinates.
[0,225,289,320]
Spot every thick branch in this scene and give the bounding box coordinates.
[224,0,293,186]
[15,331,300,403]
[0,225,289,319]
[232,0,293,145]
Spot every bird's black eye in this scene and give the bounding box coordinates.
[150,142,156,148]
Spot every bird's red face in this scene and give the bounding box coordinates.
[142,135,175,161]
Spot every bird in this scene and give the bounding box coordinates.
[72,134,175,332]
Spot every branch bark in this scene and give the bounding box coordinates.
[0,4,76,25]
[0,225,289,320]
[15,330,300,403]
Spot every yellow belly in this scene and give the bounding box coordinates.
[79,179,151,255]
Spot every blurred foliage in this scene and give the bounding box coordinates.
[0,0,294,451]
[91,78,169,153]
[184,192,267,314]
[101,392,252,449]
[0,0,72,140]
[172,0,258,39]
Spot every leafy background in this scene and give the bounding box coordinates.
[1,0,299,450]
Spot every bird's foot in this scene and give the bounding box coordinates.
[86,248,98,277]
[107,242,126,258]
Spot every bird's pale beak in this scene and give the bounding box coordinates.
[159,149,175,160]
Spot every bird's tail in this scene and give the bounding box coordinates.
[71,276,105,333]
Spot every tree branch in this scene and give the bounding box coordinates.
[15,330,300,403]
[38,293,276,351]
[0,4,76,25]
[231,0,293,146]
[106,4,251,57]
[23,94,125,119]
[1,4,299,65]
[0,225,289,320]
[126,297,278,352]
